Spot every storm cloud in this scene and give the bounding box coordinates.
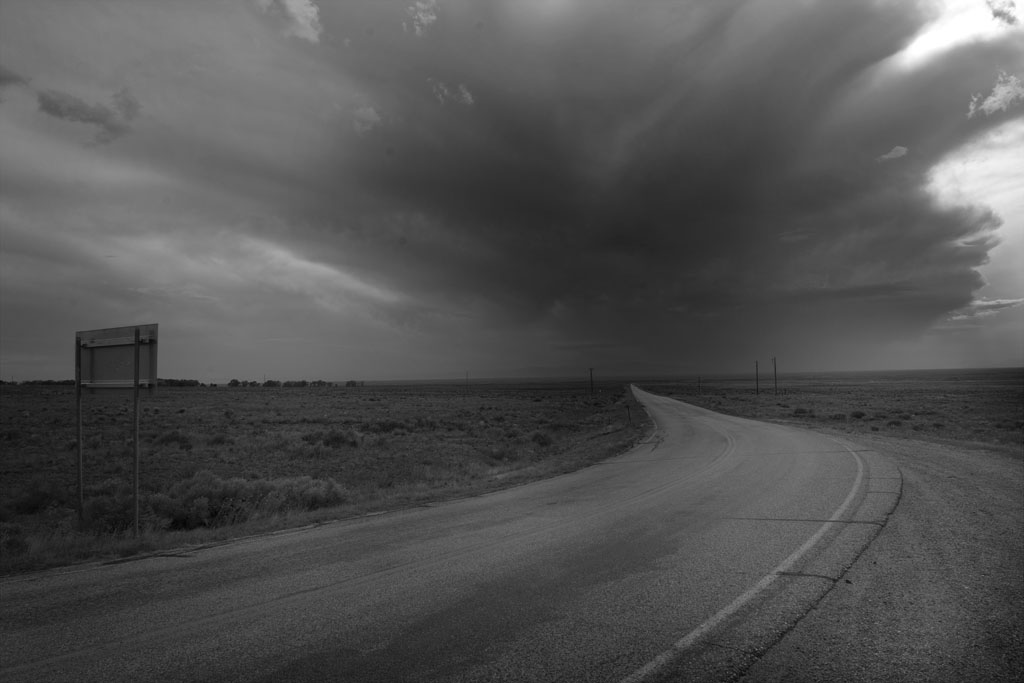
[255,0,323,42]
[968,71,1024,117]
[0,64,28,89]
[1,0,1021,380]
[987,0,1020,26]
[35,86,140,144]
[291,0,1022,367]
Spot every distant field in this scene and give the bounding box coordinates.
[639,367,1023,450]
[0,382,649,573]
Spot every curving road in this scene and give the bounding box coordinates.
[0,387,899,682]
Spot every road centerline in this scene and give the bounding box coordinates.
[618,416,866,683]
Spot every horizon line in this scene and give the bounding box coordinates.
[4,365,1021,386]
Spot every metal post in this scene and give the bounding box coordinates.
[75,335,83,526]
[133,327,141,537]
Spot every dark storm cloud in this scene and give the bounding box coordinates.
[0,63,29,89]
[292,0,1023,367]
[986,0,1019,26]
[111,87,141,121]
[36,86,140,143]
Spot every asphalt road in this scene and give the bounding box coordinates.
[0,387,899,682]
[741,432,1023,682]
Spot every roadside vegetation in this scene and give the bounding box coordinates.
[640,367,1022,450]
[0,382,650,574]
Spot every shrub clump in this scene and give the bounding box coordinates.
[361,419,406,434]
[531,431,553,447]
[154,430,192,451]
[146,470,348,530]
[0,522,29,555]
[82,479,135,532]
[302,429,359,448]
[9,477,66,515]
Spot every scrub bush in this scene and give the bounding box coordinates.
[150,470,347,530]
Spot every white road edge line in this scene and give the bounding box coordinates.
[619,442,866,683]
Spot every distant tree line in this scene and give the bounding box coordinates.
[158,378,202,387]
[5,378,362,388]
[5,379,75,386]
[9,378,206,387]
[225,379,360,388]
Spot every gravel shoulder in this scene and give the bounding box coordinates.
[742,433,1023,682]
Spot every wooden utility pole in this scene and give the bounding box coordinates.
[755,360,759,396]
[589,368,594,395]
[773,356,778,396]
[697,376,701,395]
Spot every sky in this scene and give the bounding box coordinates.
[0,0,1022,382]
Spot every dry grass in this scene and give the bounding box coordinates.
[0,381,650,573]
[640,367,1022,450]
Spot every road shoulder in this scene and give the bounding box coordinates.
[740,434,1024,682]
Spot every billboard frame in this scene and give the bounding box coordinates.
[75,324,158,535]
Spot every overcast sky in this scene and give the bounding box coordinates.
[1,0,1022,382]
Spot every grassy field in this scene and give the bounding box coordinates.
[639,367,1023,450]
[0,381,650,573]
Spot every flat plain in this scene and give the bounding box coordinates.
[639,367,1022,450]
[1,370,1021,680]
[2,368,1019,576]
[0,381,649,573]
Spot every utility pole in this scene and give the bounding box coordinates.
[773,356,778,396]
[755,360,759,396]
[589,367,594,395]
[697,376,701,395]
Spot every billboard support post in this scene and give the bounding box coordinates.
[75,335,84,525]
[133,327,141,537]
